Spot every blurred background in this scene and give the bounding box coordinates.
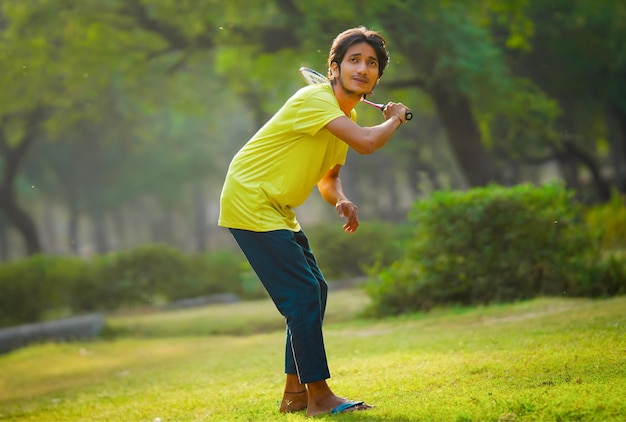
[1,0,625,260]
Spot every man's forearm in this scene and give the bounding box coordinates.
[318,176,347,206]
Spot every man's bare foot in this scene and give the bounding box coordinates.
[279,390,308,413]
[305,381,372,417]
[306,396,372,417]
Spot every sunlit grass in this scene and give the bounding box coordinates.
[104,289,371,338]
[0,290,624,421]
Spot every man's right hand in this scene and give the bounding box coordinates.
[336,200,359,233]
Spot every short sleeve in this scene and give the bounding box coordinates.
[291,85,346,136]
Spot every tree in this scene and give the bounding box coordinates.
[4,0,625,258]
[0,0,157,254]
[0,108,46,254]
[287,0,522,187]
[504,0,626,200]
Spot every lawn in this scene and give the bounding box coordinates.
[0,289,624,421]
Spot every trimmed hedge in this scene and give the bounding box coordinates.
[0,246,247,327]
[0,222,407,327]
[365,184,626,316]
[3,187,622,326]
[0,255,61,327]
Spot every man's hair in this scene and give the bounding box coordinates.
[327,26,390,79]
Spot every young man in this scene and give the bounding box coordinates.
[218,26,410,416]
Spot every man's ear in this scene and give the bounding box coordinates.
[329,62,339,79]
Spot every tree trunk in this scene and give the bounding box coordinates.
[90,211,109,255]
[557,152,581,193]
[609,105,626,193]
[150,209,174,245]
[192,181,208,252]
[67,186,80,254]
[429,82,501,187]
[0,217,8,262]
[41,204,59,254]
[562,141,612,202]
[0,109,45,256]
[0,188,41,255]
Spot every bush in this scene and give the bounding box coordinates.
[0,255,62,327]
[578,192,626,297]
[95,244,188,309]
[0,245,251,325]
[62,255,114,313]
[576,252,626,297]
[305,222,410,280]
[365,184,596,316]
[94,246,248,308]
[585,192,626,251]
[166,250,247,300]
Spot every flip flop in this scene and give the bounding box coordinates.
[330,400,368,414]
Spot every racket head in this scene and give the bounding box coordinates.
[299,67,329,85]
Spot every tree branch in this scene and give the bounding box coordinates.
[386,78,427,90]
[123,0,301,56]
[123,0,198,50]
[562,140,611,201]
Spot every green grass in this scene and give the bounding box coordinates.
[0,290,624,421]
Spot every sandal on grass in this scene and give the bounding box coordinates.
[330,400,372,414]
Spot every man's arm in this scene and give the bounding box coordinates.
[326,102,408,155]
[317,164,359,233]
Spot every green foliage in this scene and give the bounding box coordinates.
[61,255,114,314]
[0,255,61,327]
[369,0,512,97]
[0,245,249,326]
[584,192,626,251]
[236,260,267,300]
[365,184,601,316]
[576,192,626,296]
[99,244,188,308]
[479,78,562,153]
[3,0,626,261]
[174,250,254,300]
[578,253,626,297]
[305,222,410,281]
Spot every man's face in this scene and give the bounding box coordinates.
[332,42,380,97]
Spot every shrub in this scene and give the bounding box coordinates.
[99,244,188,309]
[578,192,626,297]
[63,254,120,313]
[0,255,61,327]
[365,183,595,316]
[166,250,247,300]
[0,245,251,325]
[305,222,410,280]
[237,260,267,299]
[45,255,94,315]
[585,192,626,251]
[576,252,626,297]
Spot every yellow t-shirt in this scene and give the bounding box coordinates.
[218,83,354,232]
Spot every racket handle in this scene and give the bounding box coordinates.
[381,106,413,121]
[371,101,413,121]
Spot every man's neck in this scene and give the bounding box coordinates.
[332,82,361,117]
